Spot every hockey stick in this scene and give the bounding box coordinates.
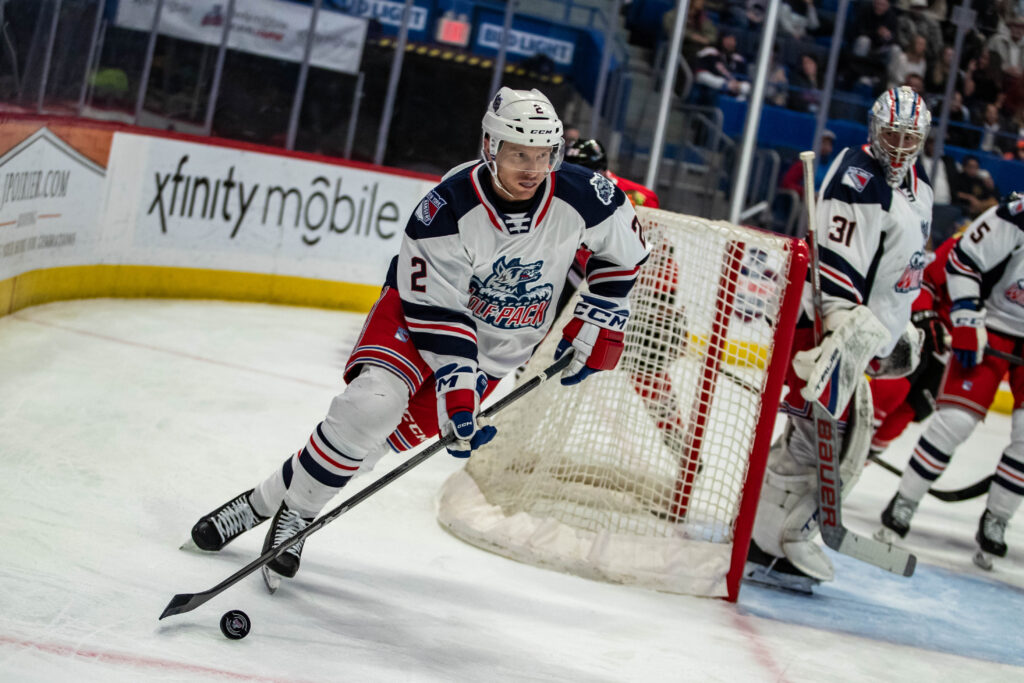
[866,453,992,502]
[800,151,916,577]
[160,352,574,620]
[985,345,1024,366]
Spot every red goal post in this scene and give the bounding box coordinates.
[436,207,809,601]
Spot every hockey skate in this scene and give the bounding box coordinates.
[743,541,820,595]
[874,492,918,543]
[261,502,313,583]
[188,489,268,551]
[973,509,1008,571]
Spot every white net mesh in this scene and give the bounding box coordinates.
[436,209,803,598]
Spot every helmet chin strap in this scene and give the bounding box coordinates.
[486,160,518,200]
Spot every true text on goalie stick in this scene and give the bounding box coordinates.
[800,150,916,577]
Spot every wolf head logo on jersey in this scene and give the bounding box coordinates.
[894,250,926,292]
[417,191,447,226]
[1005,279,1024,308]
[468,257,553,329]
[590,172,615,206]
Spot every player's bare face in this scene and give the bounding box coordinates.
[493,142,555,201]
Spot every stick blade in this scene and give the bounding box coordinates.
[159,591,211,620]
[824,527,917,577]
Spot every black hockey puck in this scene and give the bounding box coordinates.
[219,610,251,640]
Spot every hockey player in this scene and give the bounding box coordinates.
[745,86,934,592]
[565,138,660,208]
[868,234,956,457]
[186,88,650,581]
[876,193,1024,570]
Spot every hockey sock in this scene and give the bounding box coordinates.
[899,407,978,502]
[989,411,1024,519]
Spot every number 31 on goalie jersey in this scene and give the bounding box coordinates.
[829,216,856,248]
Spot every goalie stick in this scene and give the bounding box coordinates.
[867,453,992,502]
[800,151,916,577]
[159,352,574,620]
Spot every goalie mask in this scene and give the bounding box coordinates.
[868,86,931,187]
[481,87,564,195]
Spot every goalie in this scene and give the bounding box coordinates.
[184,88,649,583]
[745,87,934,593]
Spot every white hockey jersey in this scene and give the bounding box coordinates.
[946,196,1024,338]
[808,145,934,356]
[390,162,649,379]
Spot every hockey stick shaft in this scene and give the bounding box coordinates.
[799,151,916,577]
[160,353,574,620]
[985,345,1024,366]
[867,453,992,502]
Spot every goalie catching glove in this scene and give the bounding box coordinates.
[435,364,496,458]
[792,306,889,418]
[555,293,629,385]
[949,299,986,370]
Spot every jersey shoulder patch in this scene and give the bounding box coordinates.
[553,164,625,227]
[824,147,892,211]
[996,196,1024,230]
[405,164,479,239]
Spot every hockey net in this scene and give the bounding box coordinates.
[436,207,808,600]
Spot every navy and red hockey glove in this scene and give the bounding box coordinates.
[555,293,628,386]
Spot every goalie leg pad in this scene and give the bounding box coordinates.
[839,377,874,496]
[752,428,835,580]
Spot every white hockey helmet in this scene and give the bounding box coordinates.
[481,87,564,175]
[868,86,931,187]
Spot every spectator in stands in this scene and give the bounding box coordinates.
[780,129,835,198]
[665,0,718,66]
[788,52,823,112]
[765,45,791,107]
[725,0,767,30]
[889,34,929,89]
[1005,138,1024,161]
[897,0,944,65]
[850,0,902,91]
[965,47,1003,116]
[921,135,957,206]
[694,32,752,99]
[953,154,1000,218]
[925,45,964,98]
[778,0,821,40]
[978,102,1012,153]
[944,89,977,147]
[986,15,1024,112]
[904,72,927,96]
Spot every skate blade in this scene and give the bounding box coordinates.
[743,562,817,595]
[179,538,206,553]
[262,565,281,594]
[973,550,994,571]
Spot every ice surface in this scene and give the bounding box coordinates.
[0,299,1021,682]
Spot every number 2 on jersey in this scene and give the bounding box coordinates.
[410,257,427,292]
[828,216,856,247]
